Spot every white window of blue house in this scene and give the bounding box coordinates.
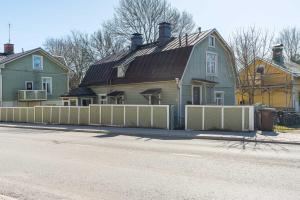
[214,91,224,105]
[208,35,215,47]
[206,52,218,76]
[33,55,43,70]
[42,77,52,95]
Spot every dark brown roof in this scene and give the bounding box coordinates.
[107,91,124,96]
[140,88,162,95]
[61,87,96,97]
[80,30,213,87]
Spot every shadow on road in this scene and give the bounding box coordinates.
[216,139,290,152]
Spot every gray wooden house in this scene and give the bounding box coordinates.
[63,22,237,126]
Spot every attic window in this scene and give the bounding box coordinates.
[117,66,125,78]
[208,35,215,48]
[33,55,43,70]
[256,64,265,74]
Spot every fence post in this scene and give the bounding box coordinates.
[202,106,205,130]
[5,108,7,122]
[137,106,139,127]
[68,106,71,124]
[26,107,29,123]
[12,108,15,122]
[249,106,254,131]
[111,105,113,125]
[185,106,188,130]
[242,107,245,131]
[34,107,36,124]
[167,106,170,130]
[221,107,224,129]
[151,106,153,128]
[41,107,44,124]
[58,107,61,124]
[99,105,102,125]
[78,107,80,125]
[123,106,126,127]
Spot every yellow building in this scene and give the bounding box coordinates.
[236,44,300,111]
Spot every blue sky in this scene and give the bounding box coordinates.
[0,0,299,52]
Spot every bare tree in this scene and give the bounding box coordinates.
[277,27,300,61]
[230,26,274,104]
[44,31,96,89]
[103,0,195,43]
[90,29,125,59]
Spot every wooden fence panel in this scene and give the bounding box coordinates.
[186,105,254,132]
[112,106,124,126]
[124,106,138,127]
[79,107,89,125]
[60,107,69,124]
[20,108,28,123]
[69,107,79,125]
[100,105,111,125]
[28,108,34,123]
[0,105,171,129]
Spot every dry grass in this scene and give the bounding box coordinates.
[274,125,295,133]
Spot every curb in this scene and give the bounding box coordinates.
[0,124,300,145]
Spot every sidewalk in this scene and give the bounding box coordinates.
[0,122,300,145]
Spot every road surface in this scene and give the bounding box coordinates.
[0,127,299,200]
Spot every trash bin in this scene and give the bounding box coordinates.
[260,108,276,131]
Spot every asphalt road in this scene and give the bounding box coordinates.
[0,127,299,200]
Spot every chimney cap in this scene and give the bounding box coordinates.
[273,44,284,49]
[159,22,171,26]
[131,33,142,36]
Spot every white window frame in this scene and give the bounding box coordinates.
[69,99,78,106]
[114,95,125,104]
[63,100,70,106]
[191,85,203,105]
[214,91,225,105]
[208,35,216,48]
[25,81,34,90]
[148,94,161,105]
[32,55,43,70]
[206,51,218,76]
[81,98,93,106]
[41,77,53,95]
[117,66,125,78]
[98,94,108,104]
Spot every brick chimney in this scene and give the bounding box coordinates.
[4,43,14,55]
[131,33,143,51]
[158,22,172,46]
[272,44,284,64]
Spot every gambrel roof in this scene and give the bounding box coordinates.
[80,29,218,87]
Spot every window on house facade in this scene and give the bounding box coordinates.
[25,81,33,90]
[81,98,93,106]
[206,52,218,76]
[192,85,202,105]
[149,94,161,105]
[42,77,52,95]
[115,96,124,104]
[214,91,224,105]
[208,35,215,47]
[63,100,69,106]
[98,94,107,104]
[33,55,43,70]
[70,99,77,106]
[117,66,125,78]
